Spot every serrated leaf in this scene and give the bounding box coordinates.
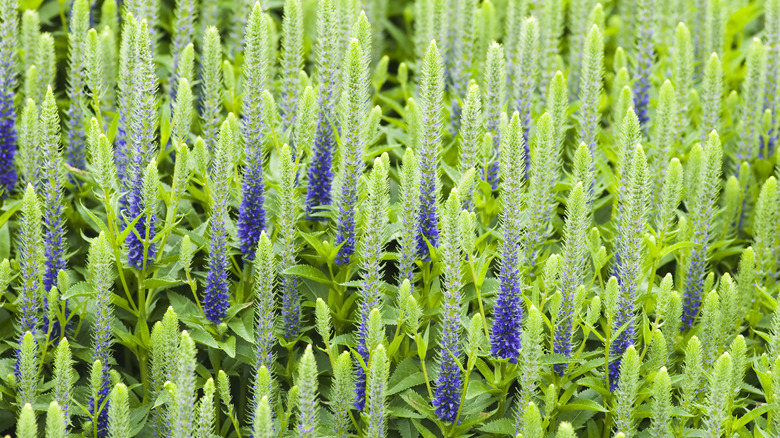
[283,264,330,284]
[478,418,514,434]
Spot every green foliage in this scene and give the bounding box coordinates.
[2,2,780,438]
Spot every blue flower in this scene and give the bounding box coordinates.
[124,19,159,271]
[334,37,370,266]
[355,157,389,410]
[65,0,89,173]
[203,122,233,324]
[632,0,654,127]
[0,0,18,197]
[609,146,649,388]
[433,190,464,423]
[88,233,114,438]
[305,0,342,220]
[490,113,525,361]
[682,133,722,329]
[237,4,270,261]
[416,41,444,260]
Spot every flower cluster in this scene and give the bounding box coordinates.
[6,2,780,438]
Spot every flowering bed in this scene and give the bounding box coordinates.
[1,0,779,436]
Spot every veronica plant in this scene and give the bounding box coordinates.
[124,18,159,271]
[88,232,114,438]
[334,35,371,265]
[491,112,525,360]
[737,38,767,161]
[610,146,649,386]
[682,132,722,329]
[169,0,197,100]
[433,188,464,422]
[203,121,233,324]
[279,0,303,132]
[305,0,343,219]
[199,27,223,154]
[237,3,269,261]
[0,0,17,196]
[482,41,506,187]
[64,0,89,172]
[417,40,444,259]
[278,144,301,339]
[578,24,604,157]
[355,156,389,409]
[553,182,590,371]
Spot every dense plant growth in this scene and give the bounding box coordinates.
[1,0,779,436]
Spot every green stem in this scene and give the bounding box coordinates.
[602,327,612,438]
[415,333,434,400]
[468,254,490,338]
[103,189,136,314]
[453,352,474,425]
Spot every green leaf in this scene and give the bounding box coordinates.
[388,369,425,396]
[403,389,434,417]
[557,399,608,413]
[144,277,180,290]
[465,380,494,400]
[228,312,254,343]
[478,418,514,434]
[283,264,330,284]
[218,336,236,358]
[189,328,219,349]
[731,404,771,430]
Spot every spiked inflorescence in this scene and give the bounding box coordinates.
[417,40,445,260]
[0,0,18,196]
[203,122,234,324]
[432,189,464,422]
[237,3,269,261]
[334,35,372,265]
[490,112,525,361]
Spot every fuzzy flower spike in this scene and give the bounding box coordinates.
[39,88,66,292]
[305,0,343,220]
[88,232,115,438]
[124,18,159,271]
[17,184,42,336]
[417,40,444,260]
[278,144,301,339]
[682,131,722,329]
[433,188,465,422]
[0,0,18,196]
[355,155,389,410]
[237,3,270,261]
[334,34,372,266]
[490,112,526,361]
[64,0,89,172]
[203,121,234,324]
[39,87,68,338]
[609,145,649,387]
[553,182,590,373]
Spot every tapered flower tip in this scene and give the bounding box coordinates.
[556,422,575,438]
[23,182,35,199]
[251,1,262,15]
